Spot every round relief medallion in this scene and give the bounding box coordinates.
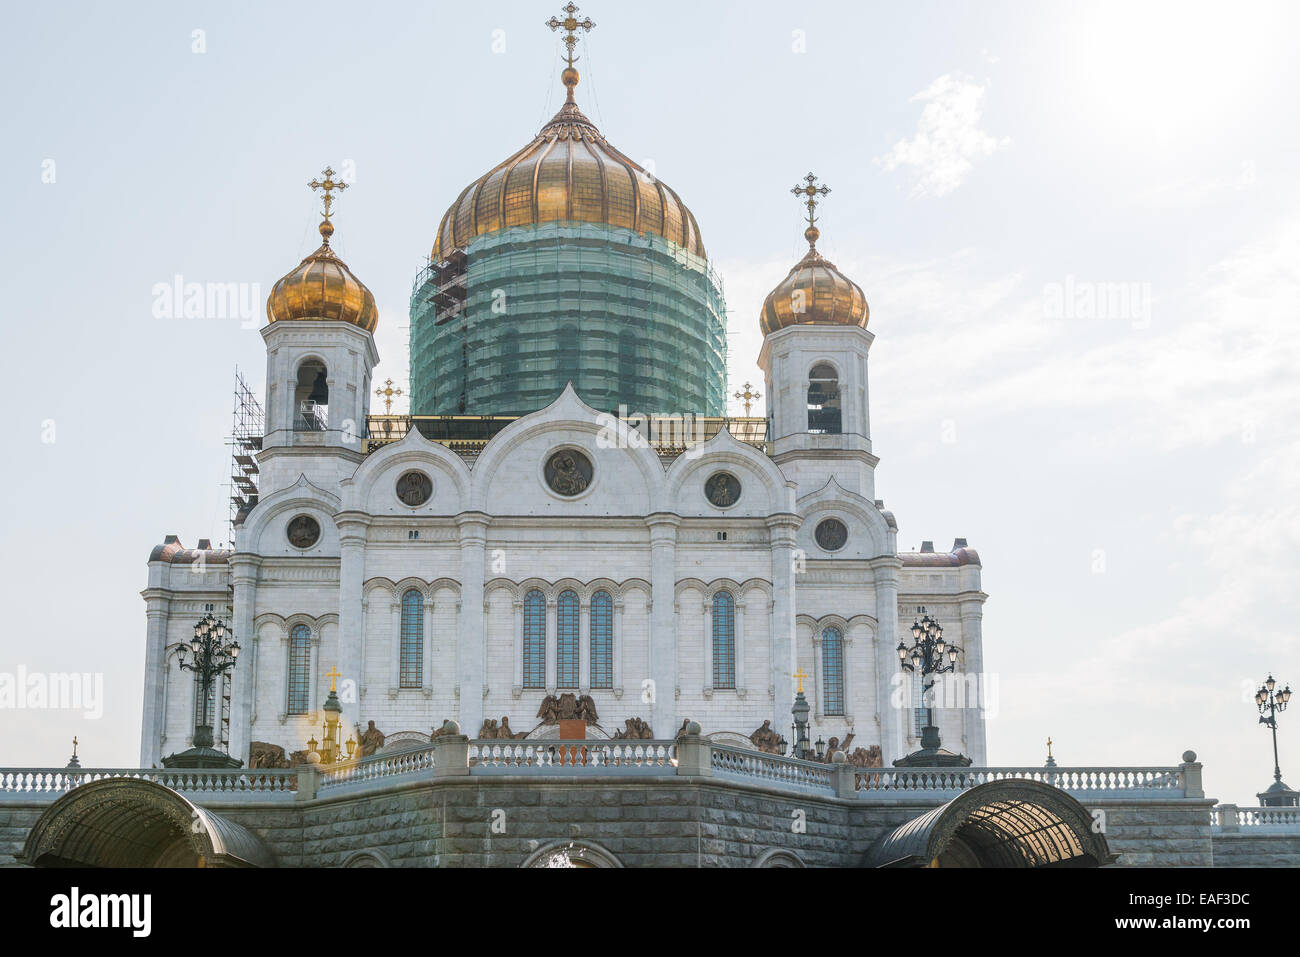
[395,470,433,507]
[815,518,848,552]
[705,471,741,508]
[287,515,321,549]
[544,448,593,497]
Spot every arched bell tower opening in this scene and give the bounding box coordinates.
[294,358,329,431]
[807,363,841,434]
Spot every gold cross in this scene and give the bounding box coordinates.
[546,2,595,68]
[733,381,762,415]
[308,166,349,224]
[793,668,809,694]
[791,172,831,229]
[72,736,78,757]
[375,377,404,414]
[326,666,342,692]
[1047,736,1053,759]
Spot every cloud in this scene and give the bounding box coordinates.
[876,74,1009,198]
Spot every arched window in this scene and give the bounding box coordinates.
[590,590,613,689]
[822,626,845,716]
[523,590,545,689]
[399,589,424,689]
[295,359,329,431]
[712,592,736,690]
[288,624,312,714]
[807,363,841,434]
[557,590,580,689]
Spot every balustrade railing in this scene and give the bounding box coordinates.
[709,745,835,792]
[853,766,1184,795]
[1215,805,1300,830]
[318,747,435,790]
[0,767,296,797]
[469,740,676,771]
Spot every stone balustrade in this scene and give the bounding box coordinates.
[709,744,837,793]
[468,740,676,772]
[854,765,1187,798]
[1213,804,1300,832]
[0,767,297,801]
[318,747,436,791]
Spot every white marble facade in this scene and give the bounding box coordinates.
[139,316,988,769]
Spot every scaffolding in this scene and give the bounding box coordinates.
[409,222,728,418]
[227,368,264,546]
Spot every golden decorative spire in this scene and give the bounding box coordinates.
[375,377,404,414]
[733,381,762,415]
[326,666,341,693]
[791,172,831,249]
[308,166,349,244]
[793,667,809,694]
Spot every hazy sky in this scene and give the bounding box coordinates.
[1,0,1297,805]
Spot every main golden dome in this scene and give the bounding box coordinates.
[431,67,705,262]
[759,226,869,336]
[266,218,378,333]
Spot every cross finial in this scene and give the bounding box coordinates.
[326,666,342,693]
[308,166,349,243]
[72,736,78,757]
[791,172,831,249]
[375,377,404,414]
[793,667,809,694]
[547,3,595,69]
[1047,736,1053,758]
[733,381,762,415]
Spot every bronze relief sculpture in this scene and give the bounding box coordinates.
[395,470,432,506]
[287,515,321,549]
[815,518,848,551]
[545,449,592,496]
[705,471,741,507]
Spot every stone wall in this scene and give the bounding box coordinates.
[1212,833,1300,867]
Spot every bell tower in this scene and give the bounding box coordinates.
[756,174,877,500]
[259,168,380,496]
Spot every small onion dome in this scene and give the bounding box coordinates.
[266,219,378,333]
[431,65,705,262]
[759,226,868,336]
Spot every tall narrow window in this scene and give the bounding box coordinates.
[557,590,579,689]
[523,590,545,689]
[712,592,736,690]
[288,624,312,714]
[807,363,841,434]
[590,590,613,689]
[400,589,424,689]
[822,626,845,716]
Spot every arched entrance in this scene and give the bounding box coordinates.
[862,779,1116,868]
[19,778,275,868]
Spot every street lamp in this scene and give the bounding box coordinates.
[893,614,971,768]
[162,613,242,769]
[1256,674,1297,807]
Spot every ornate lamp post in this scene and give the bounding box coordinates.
[1255,675,1297,807]
[893,614,972,768]
[162,613,242,769]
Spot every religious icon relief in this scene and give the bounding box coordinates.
[815,518,848,552]
[544,449,593,496]
[705,471,741,507]
[287,515,321,549]
[395,470,433,507]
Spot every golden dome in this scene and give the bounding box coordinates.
[431,68,705,262]
[266,219,378,333]
[759,227,869,336]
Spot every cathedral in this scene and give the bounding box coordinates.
[137,12,988,774]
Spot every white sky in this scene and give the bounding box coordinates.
[1,0,1297,805]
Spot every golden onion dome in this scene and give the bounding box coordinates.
[266,218,378,333]
[431,66,705,262]
[759,225,869,336]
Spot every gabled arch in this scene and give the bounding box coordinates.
[238,474,342,556]
[469,384,664,514]
[662,425,794,515]
[796,475,894,559]
[340,422,471,513]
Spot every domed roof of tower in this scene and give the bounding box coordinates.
[430,64,706,262]
[759,174,869,336]
[266,168,378,333]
